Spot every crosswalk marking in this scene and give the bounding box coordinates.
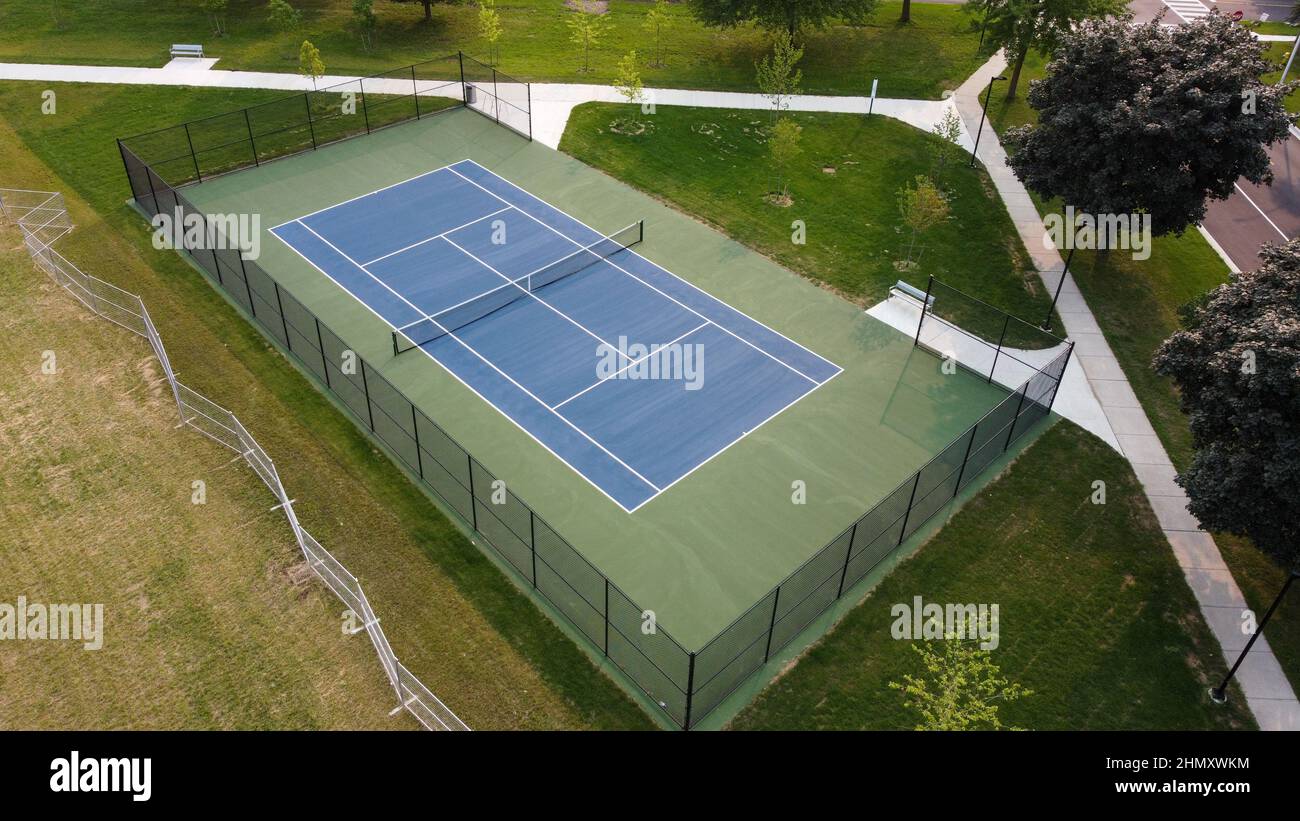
[1162,0,1211,22]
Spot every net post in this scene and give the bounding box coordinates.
[835,522,857,598]
[243,109,260,166]
[762,587,781,663]
[303,93,318,150]
[895,472,923,546]
[182,123,203,183]
[913,275,933,347]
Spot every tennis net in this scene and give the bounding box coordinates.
[391,220,644,355]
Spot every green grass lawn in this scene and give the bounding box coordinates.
[560,102,1058,343]
[0,79,655,729]
[0,1,986,98]
[732,422,1255,730]
[978,50,1300,696]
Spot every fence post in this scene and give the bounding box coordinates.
[411,404,424,479]
[243,109,260,166]
[303,94,318,150]
[763,587,781,663]
[359,359,376,431]
[529,512,537,587]
[989,313,1010,383]
[604,579,610,656]
[1003,384,1028,452]
[913,275,934,348]
[683,653,696,730]
[273,281,292,350]
[412,65,421,119]
[182,123,203,183]
[1043,342,1075,416]
[458,51,467,104]
[525,81,533,141]
[950,424,978,498]
[836,522,858,598]
[116,140,140,206]
[467,453,478,531]
[232,242,256,318]
[491,67,500,123]
[359,79,372,133]
[895,472,923,546]
[314,318,331,389]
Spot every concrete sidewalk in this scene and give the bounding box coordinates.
[0,58,965,151]
[954,52,1300,731]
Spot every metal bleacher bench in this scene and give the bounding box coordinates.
[891,280,936,310]
[170,44,204,59]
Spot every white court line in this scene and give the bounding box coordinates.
[551,321,710,410]
[361,205,512,267]
[274,159,843,512]
[448,161,838,388]
[457,157,842,377]
[268,161,461,230]
[1233,182,1292,242]
[440,234,629,354]
[268,225,659,510]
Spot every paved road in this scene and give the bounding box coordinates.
[1202,133,1300,269]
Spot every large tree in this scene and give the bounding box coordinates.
[687,0,878,36]
[963,0,1123,99]
[1152,241,1300,569]
[1007,13,1295,238]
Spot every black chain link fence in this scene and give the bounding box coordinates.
[118,82,1072,728]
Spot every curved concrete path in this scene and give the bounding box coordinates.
[955,51,1299,731]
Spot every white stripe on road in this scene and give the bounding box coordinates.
[1233,182,1292,242]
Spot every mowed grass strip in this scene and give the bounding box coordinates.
[0,227,407,729]
[732,423,1255,730]
[560,103,1051,330]
[978,55,1300,696]
[0,84,653,729]
[0,1,984,99]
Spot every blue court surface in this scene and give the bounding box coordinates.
[270,159,841,511]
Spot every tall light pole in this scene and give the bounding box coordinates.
[1211,569,1298,704]
[969,75,1007,168]
[1281,34,1300,86]
[1042,246,1075,332]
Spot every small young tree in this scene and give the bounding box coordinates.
[351,0,377,50]
[268,0,302,33]
[930,107,964,181]
[567,3,610,74]
[299,40,325,89]
[1008,14,1296,237]
[755,29,803,122]
[643,0,671,68]
[478,0,502,66]
[889,617,1032,731]
[202,0,229,36]
[767,117,802,205]
[896,175,949,268]
[1153,241,1300,569]
[614,50,645,109]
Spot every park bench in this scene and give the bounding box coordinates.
[169,44,204,59]
[891,279,936,310]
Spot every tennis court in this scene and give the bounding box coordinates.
[270,159,841,512]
